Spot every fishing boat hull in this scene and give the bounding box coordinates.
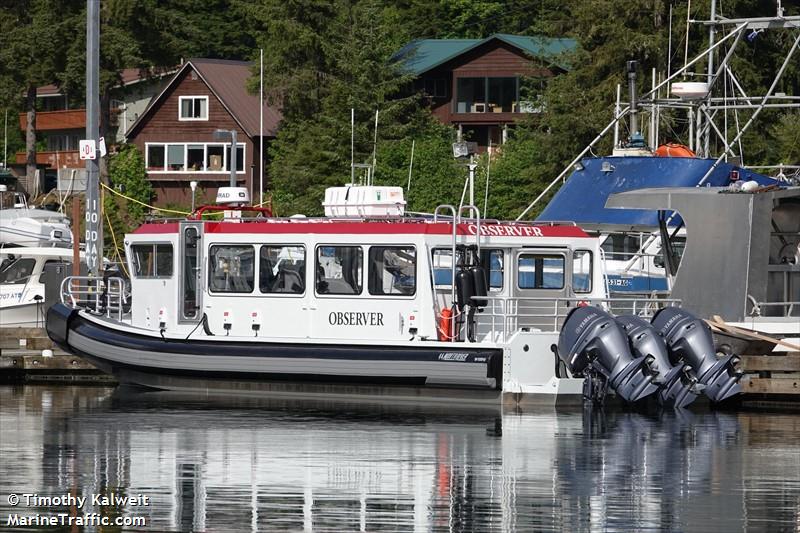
[47,303,503,393]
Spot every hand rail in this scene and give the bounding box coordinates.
[60,276,127,321]
[472,294,681,340]
[189,204,273,220]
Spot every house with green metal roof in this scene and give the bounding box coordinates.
[393,34,577,150]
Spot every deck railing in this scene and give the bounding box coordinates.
[60,276,127,321]
[473,295,681,341]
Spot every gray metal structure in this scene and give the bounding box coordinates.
[606,187,800,321]
[85,0,101,275]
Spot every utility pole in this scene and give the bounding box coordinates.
[85,0,101,276]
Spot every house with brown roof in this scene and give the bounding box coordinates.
[126,58,282,206]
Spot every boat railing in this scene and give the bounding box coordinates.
[473,294,681,341]
[747,295,799,317]
[60,276,128,321]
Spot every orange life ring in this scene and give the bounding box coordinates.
[438,307,453,341]
[655,143,696,158]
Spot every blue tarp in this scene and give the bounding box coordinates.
[536,156,780,227]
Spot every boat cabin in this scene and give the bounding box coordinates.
[123,213,605,343]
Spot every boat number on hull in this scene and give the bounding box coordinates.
[328,311,384,326]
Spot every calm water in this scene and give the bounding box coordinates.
[1,385,799,532]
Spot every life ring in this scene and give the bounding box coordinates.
[655,143,696,158]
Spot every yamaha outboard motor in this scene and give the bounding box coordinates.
[557,306,658,404]
[651,307,743,403]
[616,315,700,409]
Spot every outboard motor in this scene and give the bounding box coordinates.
[651,307,743,403]
[616,315,701,409]
[557,306,658,404]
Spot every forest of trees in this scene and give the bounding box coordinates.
[1,0,798,221]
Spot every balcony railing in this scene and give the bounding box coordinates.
[19,109,86,131]
[15,150,81,168]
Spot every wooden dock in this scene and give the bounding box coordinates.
[0,327,115,383]
[0,327,797,405]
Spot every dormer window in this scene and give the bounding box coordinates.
[178,96,208,121]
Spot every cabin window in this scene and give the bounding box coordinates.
[178,96,208,120]
[131,244,173,278]
[572,250,593,293]
[518,253,564,290]
[601,234,641,261]
[208,245,254,293]
[368,246,416,296]
[260,245,305,294]
[0,258,36,284]
[316,246,362,295]
[481,249,504,290]
[431,248,463,286]
[38,260,70,283]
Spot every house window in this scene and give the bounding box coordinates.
[178,96,208,120]
[225,145,245,172]
[488,77,517,113]
[187,144,205,171]
[147,145,165,171]
[368,246,416,296]
[456,78,486,113]
[423,78,447,98]
[144,142,246,173]
[456,77,520,113]
[316,246,363,295]
[207,144,224,171]
[167,144,185,171]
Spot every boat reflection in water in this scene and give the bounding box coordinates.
[1,386,799,532]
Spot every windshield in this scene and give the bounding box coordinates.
[0,258,36,285]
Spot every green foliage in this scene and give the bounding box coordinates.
[257,0,456,216]
[105,144,152,231]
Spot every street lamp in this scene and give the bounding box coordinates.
[190,180,198,212]
[213,129,237,187]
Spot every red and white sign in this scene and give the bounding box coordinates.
[79,140,96,160]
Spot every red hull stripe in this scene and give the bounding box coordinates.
[132,220,590,238]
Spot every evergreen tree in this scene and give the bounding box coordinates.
[0,0,80,193]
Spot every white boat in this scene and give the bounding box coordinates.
[0,186,72,248]
[46,185,744,408]
[0,247,84,328]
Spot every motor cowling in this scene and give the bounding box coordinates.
[651,307,742,403]
[557,306,658,403]
[615,315,700,409]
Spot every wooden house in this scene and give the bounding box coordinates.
[126,59,281,206]
[394,34,576,150]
